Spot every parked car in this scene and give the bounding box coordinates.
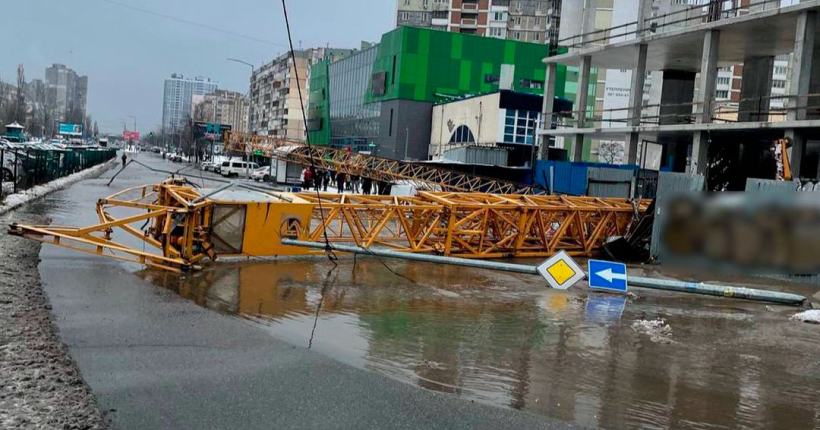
[200,161,216,172]
[220,160,259,178]
[251,167,272,182]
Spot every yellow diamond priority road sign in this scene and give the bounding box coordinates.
[536,251,586,290]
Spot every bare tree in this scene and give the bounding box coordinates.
[65,104,84,125]
[11,64,27,125]
[598,141,625,165]
[0,76,6,124]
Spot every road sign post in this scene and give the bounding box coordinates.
[588,260,629,293]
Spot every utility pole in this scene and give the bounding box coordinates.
[211,95,218,162]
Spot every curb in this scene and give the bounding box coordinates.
[0,159,118,217]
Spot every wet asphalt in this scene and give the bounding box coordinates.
[35,154,579,430]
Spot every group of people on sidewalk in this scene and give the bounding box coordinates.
[300,167,392,195]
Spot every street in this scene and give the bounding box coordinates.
[34,154,577,430]
[25,153,820,429]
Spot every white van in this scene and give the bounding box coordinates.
[220,160,259,178]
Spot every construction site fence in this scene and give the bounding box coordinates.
[534,160,659,199]
[0,148,118,199]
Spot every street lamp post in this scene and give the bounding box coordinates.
[227,58,255,134]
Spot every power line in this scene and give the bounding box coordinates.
[280,0,337,267]
[90,0,291,49]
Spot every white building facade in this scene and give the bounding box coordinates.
[162,74,218,133]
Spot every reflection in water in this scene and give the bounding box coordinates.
[140,257,820,430]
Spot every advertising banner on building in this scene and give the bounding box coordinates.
[58,123,83,136]
[599,0,639,164]
[194,122,232,142]
[123,131,140,141]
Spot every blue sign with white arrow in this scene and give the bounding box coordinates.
[588,260,628,293]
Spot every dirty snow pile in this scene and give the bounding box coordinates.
[0,160,116,216]
[631,318,676,344]
[790,310,820,324]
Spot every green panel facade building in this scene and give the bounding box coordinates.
[308,26,590,161]
[367,27,563,103]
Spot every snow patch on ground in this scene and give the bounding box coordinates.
[790,310,820,324]
[0,160,116,216]
[632,318,676,344]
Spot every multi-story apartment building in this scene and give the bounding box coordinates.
[249,47,353,141]
[396,0,453,31]
[507,1,552,43]
[26,79,47,106]
[161,74,218,133]
[398,0,562,41]
[44,64,88,122]
[194,90,250,133]
[398,0,518,37]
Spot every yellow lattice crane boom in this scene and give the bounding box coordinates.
[9,179,647,272]
[224,131,541,194]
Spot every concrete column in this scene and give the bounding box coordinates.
[580,0,598,45]
[574,56,592,162]
[738,56,774,122]
[788,11,816,123]
[786,11,816,178]
[626,44,648,165]
[539,62,558,161]
[689,30,720,174]
[688,132,710,174]
[695,30,721,124]
[636,0,652,35]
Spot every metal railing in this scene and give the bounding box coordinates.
[559,0,804,50]
[1,147,117,201]
[546,93,820,130]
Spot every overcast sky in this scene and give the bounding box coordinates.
[0,0,395,134]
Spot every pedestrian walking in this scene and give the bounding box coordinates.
[336,171,346,193]
[302,167,313,191]
[351,175,360,194]
[121,153,127,168]
[313,168,322,191]
[362,177,372,196]
[323,170,330,192]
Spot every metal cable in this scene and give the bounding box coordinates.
[280,0,338,266]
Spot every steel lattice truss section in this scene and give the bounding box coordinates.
[9,180,647,272]
[295,192,647,259]
[9,179,216,272]
[225,131,540,195]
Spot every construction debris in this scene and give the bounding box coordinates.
[631,318,676,344]
[790,310,820,324]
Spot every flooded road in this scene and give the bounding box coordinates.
[141,256,820,430]
[30,153,820,430]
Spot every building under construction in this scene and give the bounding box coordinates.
[541,0,820,190]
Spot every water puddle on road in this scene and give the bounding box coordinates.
[139,257,820,430]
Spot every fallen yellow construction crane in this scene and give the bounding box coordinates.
[224,131,540,194]
[9,178,647,272]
